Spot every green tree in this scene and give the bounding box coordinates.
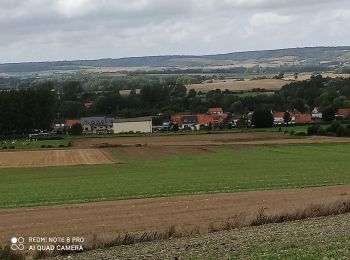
[283,111,292,124]
[69,123,83,135]
[322,106,336,122]
[251,108,274,128]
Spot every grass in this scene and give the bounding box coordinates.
[1,139,70,150]
[0,143,350,208]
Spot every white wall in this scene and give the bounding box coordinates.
[113,121,152,133]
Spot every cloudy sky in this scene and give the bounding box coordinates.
[0,0,350,63]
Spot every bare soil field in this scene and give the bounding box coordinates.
[187,79,287,92]
[0,149,115,168]
[0,185,349,245]
[73,132,350,148]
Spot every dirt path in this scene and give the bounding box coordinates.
[73,132,350,148]
[0,149,115,168]
[1,185,349,245]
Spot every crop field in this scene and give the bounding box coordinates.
[0,149,115,168]
[1,143,350,208]
[187,79,287,92]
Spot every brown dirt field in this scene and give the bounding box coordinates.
[73,132,350,149]
[0,149,115,168]
[0,185,349,245]
[187,79,287,92]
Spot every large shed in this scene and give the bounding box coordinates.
[113,117,153,134]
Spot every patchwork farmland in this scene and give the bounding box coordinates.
[1,132,350,258]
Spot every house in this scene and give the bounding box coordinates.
[113,117,152,134]
[171,109,231,130]
[80,116,114,133]
[295,114,312,124]
[208,107,224,115]
[273,111,296,125]
[312,107,323,120]
[171,115,199,130]
[336,108,350,119]
[53,119,67,132]
[66,119,81,129]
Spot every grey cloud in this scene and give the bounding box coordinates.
[0,0,349,63]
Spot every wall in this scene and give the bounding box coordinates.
[113,121,152,134]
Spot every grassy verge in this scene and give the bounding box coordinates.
[0,143,350,208]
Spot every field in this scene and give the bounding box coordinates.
[1,143,350,209]
[0,149,114,168]
[55,213,350,260]
[1,185,349,245]
[1,132,350,258]
[187,79,287,92]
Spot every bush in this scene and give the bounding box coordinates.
[307,124,321,135]
[289,130,295,135]
[295,132,306,136]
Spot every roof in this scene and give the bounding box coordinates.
[295,114,312,123]
[198,114,214,124]
[209,108,223,113]
[114,117,153,123]
[66,119,81,127]
[81,116,113,126]
[337,108,350,117]
[273,111,297,118]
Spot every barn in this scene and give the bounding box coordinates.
[113,117,153,134]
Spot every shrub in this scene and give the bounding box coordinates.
[307,124,321,135]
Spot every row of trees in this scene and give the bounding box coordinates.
[1,74,350,135]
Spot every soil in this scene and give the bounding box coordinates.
[187,79,287,92]
[0,149,115,168]
[0,185,349,245]
[73,132,350,148]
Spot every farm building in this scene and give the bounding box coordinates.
[81,116,114,133]
[113,117,153,134]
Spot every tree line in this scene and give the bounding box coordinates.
[1,74,350,135]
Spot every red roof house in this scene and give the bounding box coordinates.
[208,108,223,114]
[336,108,350,118]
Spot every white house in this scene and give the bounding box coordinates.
[113,117,153,134]
[312,107,323,120]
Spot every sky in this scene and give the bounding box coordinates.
[0,0,350,63]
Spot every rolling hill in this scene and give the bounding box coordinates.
[1,46,350,73]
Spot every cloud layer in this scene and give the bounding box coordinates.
[0,0,349,63]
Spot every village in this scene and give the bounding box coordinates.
[52,107,350,135]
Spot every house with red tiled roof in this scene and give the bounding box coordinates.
[273,111,297,125]
[208,107,223,115]
[295,114,312,124]
[171,108,231,130]
[336,108,350,119]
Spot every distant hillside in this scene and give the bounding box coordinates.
[1,46,350,73]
